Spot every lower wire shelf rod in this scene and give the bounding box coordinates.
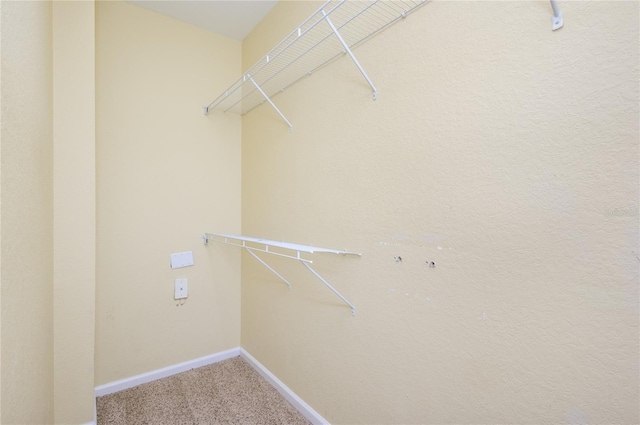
[203,233,360,315]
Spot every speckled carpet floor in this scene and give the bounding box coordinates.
[97,356,311,425]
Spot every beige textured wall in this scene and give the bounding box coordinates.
[95,1,242,385]
[0,1,2,419]
[0,1,54,423]
[0,2,2,418]
[52,1,96,423]
[241,1,639,424]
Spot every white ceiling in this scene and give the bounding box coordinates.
[127,1,279,41]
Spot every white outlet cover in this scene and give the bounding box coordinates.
[170,251,194,269]
[175,278,188,299]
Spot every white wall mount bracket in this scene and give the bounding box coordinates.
[550,0,564,31]
[203,233,360,315]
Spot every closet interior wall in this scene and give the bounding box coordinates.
[95,0,242,386]
[240,1,639,424]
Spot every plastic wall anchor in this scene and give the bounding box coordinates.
[552,11,563,31]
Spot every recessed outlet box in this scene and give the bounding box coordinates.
[175,278,188,299]
[170,251,194,269]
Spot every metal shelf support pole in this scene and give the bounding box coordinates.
[322,9,378,100]
[245,248,292,291]
[300,260,356,316]
[248,76,293,131]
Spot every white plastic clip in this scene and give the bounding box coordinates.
[550,0,563,31]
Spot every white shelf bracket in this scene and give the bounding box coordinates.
[248,75,293,131]
[550,0,563,31]
[203,233,359,315]
[300,260,356,316]
[245,248,292,291]
[322,9,378,101]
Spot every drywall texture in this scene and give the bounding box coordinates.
[0,1,54,423]
[52,1,96,423]
[1,2,3,419]
[96,1,242,385]
[241,1,639,424]
[0,2,2,419]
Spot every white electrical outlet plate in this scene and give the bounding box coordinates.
[170,251,194,269]
[175,278,188,299]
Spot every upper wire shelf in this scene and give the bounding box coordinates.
[204,0,427,122]
[204,0,564,129]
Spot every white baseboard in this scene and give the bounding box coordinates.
[94,347,240,397]
[240,348,329,425]
[93,346,328,425]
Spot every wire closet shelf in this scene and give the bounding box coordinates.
[203,233,361,315]
[204,0,427,119]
